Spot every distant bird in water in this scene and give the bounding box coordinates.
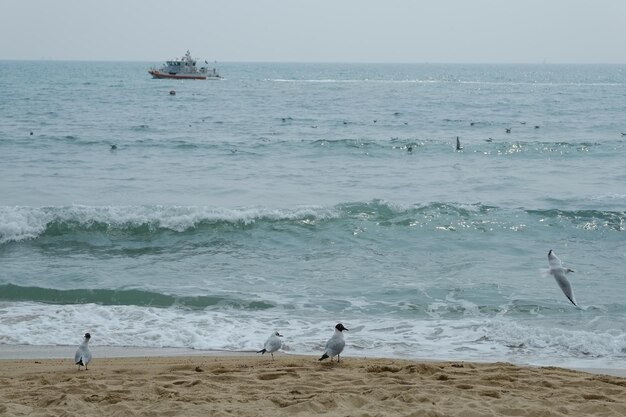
[505,128,511,133]
[169,90,176,96]
[373,119,377,123]
[470,122,475,126]
[456,136,463,151]
[621,133,626,136]
[520,121,527,125]
[547,250,577,307]
[74,333,92,370]
[534,125,540,129]
[29,131,33,136]
[110,144,117,151]
[257,331,283,360]
[319,323,348,362]
[485,138,493,143]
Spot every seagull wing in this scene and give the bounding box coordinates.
[324,335,345,357]
[265,336,282,353]
[82,347,92,365]
[553,269,577,306]
[74,347,82,364]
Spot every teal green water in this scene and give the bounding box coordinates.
[0,61,625,367]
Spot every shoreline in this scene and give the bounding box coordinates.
[1,353,625,417]
[1,344,625,378]
[0,344,239,360]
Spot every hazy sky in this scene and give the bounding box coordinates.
[2,0,625,63]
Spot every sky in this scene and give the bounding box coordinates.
[1,0,625,63]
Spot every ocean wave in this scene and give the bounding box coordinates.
[1,301,624,367]
[266,78,624,87]
[0,205,339,244]
[2,130,621,155]
[338,201,626,232]
[267,78,444,84]
[0,284,274,310]
[1,202,624,244]
[526,208,626,231]
[306,138,620,157]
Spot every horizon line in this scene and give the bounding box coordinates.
[2,58,626,66]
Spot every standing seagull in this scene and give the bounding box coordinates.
[319,323,348,362]
[547,250,577,306]
[74,333,92,370]
[257,331,283,360]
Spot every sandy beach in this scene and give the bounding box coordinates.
[1,352,625,417]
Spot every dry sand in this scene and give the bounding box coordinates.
[1,354,625,417]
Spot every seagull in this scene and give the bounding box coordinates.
[547,250,577,306]
[74,333,92,370]
[319,323,348,362]
[257,331,283,360]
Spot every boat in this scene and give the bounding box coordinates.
[148,50,221,80]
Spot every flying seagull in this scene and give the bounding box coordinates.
[547,250,577,306]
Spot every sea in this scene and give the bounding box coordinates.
[0,61,625,369]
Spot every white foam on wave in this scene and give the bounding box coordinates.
[0,207,47,244]
[0,302,274,350]
[589,193,626,201]
[0,205,339,244]
[1,301,624,369]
